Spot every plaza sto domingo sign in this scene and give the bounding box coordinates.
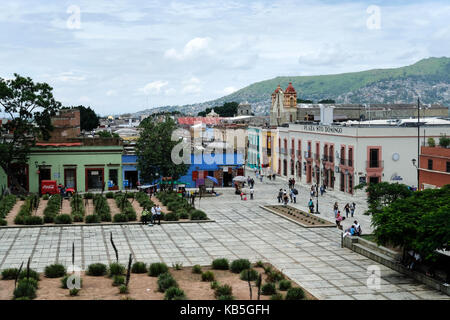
[303,125,343,134]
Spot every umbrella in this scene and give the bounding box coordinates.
[206,176,218,184]
[232,175,246,182]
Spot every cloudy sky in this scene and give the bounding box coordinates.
[0,0,449,115]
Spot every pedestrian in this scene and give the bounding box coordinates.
[260,173,263,183]
[151,205,157,225]
[268,174,272,181]
[308,198,314,213]
[247,176,251,186]
[352,220,362,236]
[310,185,315,197]
[335,211,345,229]
[155,205,162,225]
[250,187,254,200]
[240,191,244,200]
[288,178,292,189]
[320,185,325,196]
[289,189,293,202]
[283,191,289,206]
[291,188,297,203]
[344,203,350,218]
[142,208,149,225]
[251,178,255,188]
[272,173,276,180]
[277,189,283,203]
[292,178,295,188]
[333,202,339,218]
[350,202,356,217]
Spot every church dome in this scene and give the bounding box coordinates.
[285,82,296,94]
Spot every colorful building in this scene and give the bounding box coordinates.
[419,145,450,189]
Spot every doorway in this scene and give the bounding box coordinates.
[39,168,51,195]
[369,176,380,184]
[124,170,139,189]
[223,172,232,187]
[86,168,104,191]
[64,168,77,190]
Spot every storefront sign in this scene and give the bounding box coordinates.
[303,125,343,134]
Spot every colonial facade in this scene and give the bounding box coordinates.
[270,83,298,126]
[419,145,450,189]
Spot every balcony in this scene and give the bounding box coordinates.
[280,148,287,155]
[339,158,354,167]
[366,160,384,169]
[304,151,312,158]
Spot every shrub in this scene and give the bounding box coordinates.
[43,213,55,223]
[230,259,251,273]
[18,269,40,281]
[14,279,37,299]
[190,210,207,220]
[54,214,72,225]
[44,264,66,278]
[157,272,178,292]
[266,271,284,283]
[263,265,273,274]
[61,274,83,289]
[42,194,49,200]
[177,210,189,219]
[212,258,229,270]
[85,214,101,224]
[1,268,19,280]
[126,193,135,199]
[100,212,112,222]
[173,263,183,270]
[261,283,276,295]
[214,284,232,298]
[149,262,169,277]
[112,275,125,286]
[427,137,436,147]
[83,193,93,199]
[192,265,202,274]
[72,213,84,222]
[210,280,219,290]
[113,213,128,222]
[240,269,259,281]
[0,218,6,226]
[70,288,80,296]
[201,271,215,282]
[164,286,186,300]
[271,293,284,300]
[87,263,107,276]
[164,212,179,221]
[278,280,292,291]
[131,262,147,274]
[218,294,234,300]
[285,287,306,300]
[254,261,264,268]
[24,216,43,225]
[108,263,125,277]
[439,135,450,148]
[119,284,128,294]
[105,192,114,199]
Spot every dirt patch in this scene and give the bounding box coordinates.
[264,205,335,228]
[0,265,315,300]
[4,200,24,226]
[61,199,71,215]
[128,199,143,221]
[150,196,170,214]
[107,199,121,215]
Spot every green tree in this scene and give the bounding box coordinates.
[438,135,450,148]
[357,182,413,215]
[97,131,119,138]
[0,74,62,194]
[78,106,100,131]
[297,99,313,103]
[427,137,436,147]
[318,99,335,104]
[136,116,189,185]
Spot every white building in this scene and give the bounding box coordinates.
[276,118,450,194]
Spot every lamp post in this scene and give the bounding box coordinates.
[417,98,420,190]
[411,159,419,190]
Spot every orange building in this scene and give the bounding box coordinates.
[419,146,450,189]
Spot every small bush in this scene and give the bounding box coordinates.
[157,272,178,292]
[87,263,107,276]
[164,286,186,300]
[119,284,128,294]
[190,210,207,220]
[210,280,219,289]
[61,274,83,289]
[261,283,276,295]
[254,261,264,268]
[0,218,6,226]
[164,212,179,221]
[69,288,79,296]
[173,263,183,270]
[230,259,251,273]
[18,269,40,281]
[201,271,215,282]
[100,212,112,222]
[266,271,284,283]
[105,192,114,199]
[14,279,37,300]
[44,264,67,278]
[240,268,259,281]
[263,265,273,274]
[149,262,169,277]
[178,210,189,219]
[192,265,202,274]
[217,294,234,300]
[1,268,19,280]
[113,213,128,222]
[112,275,125,286]
[43,213,55,223]
[83,193,93,199]
[54,214,73,225]
[85,214,100,224]
[271,293,284,300]
[72,213,84,222]
[214,284,232,298]
[108,263,125,277]
[285,287,306,300]
[42,194,49,200]
[212,258,229,270]
[278,280,292,291]
[24,216,43,225]
[131,262,147,274]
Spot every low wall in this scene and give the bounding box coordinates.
[343,236,450,296]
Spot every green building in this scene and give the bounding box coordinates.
[1,139,124,194]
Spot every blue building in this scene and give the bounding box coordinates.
[122,154,140,189]
[179,152,245,188]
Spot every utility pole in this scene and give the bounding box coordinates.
[417,98,420,190]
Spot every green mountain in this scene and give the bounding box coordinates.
[135,57,450,116]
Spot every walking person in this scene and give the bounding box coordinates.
[291,188,297,203]
[333,202,339,218]
[155,205,162,225]
[283,191,289,206]
[151,205,157,226]
[289,188,293,202]
[308,198,315,213]
[272,173,276,180]
[250,187,254,200]
[277,189,283,203]
[320,185,325,196]
[292,178,295,188]
[335,211,345,229]
[350,202,356,217]
[344,203,350,218]
[260,173,263,183]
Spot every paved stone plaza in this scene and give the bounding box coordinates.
[0,175,448,300]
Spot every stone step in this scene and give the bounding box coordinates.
[352,243,399,269]
[357,237,401,260]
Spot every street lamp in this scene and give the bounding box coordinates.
[411,158,419,190]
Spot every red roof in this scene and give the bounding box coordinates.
[36,142,82,147]
[285,82,296,94]
[272,85,282,95]
[177,117,223,125]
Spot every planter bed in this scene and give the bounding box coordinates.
[262,205,335,228]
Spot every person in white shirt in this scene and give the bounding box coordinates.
[151,206,157,225]
[155,205,162,225]
[250,188,254,200]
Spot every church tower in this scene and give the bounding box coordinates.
[270,83,298,126]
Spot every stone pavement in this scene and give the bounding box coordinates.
[0,175,448,300]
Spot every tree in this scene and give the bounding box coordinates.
[78,106,100,131]
[0,74,62,194]
[318,99,335,104]
[427,137,436,147]
[297,99,313,103]
[136,116,189,185]
[197,102,238,117]
[438,135,450,148]
[372,185,450,262]
[357,182,413,215]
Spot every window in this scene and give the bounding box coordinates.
[428,159,433,170]
[369,149,379,168]
[109,169,118,186]
[447,162,450,173]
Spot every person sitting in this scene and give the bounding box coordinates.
[343,225,356,237]
[352,220,362,236]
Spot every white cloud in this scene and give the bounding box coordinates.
[164,37,212,60]
[106,90,117,96]
[79,96,91,103]
[164,88,176,96]
[223,86,238,95]
[182,77,202,94]
[139,80,169,95]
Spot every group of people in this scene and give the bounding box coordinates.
[310,184,327,197]
[141,204,162,226]
[333,202,356,218]
[247,176,255,188]
[277,188,298,205]
[343,220,362,237]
